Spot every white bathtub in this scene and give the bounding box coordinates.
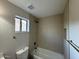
[33,48,64,59]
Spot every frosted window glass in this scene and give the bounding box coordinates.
[15,18,20,32]
[21,20,27,32]
[27,20,30,32]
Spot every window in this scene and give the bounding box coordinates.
[21,20,27,32]
[15,16,30,32]
[15,18,20,32]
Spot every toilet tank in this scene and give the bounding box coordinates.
[16,47,28,59]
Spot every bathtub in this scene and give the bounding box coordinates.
[33,48,64,59]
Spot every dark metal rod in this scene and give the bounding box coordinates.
[66,40,79,52]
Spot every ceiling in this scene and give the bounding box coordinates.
[8,0,67,18]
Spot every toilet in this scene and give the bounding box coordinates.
[0,53,5,59]
[16,47,29,59]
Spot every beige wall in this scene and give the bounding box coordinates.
[0,0,37,59]
[38,15,64,54]
[29,15,38,53]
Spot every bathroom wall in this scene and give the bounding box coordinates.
[0,0,37,59]
[64,1,70,59]
[29,15,38,53]
[69,0,79,59]
[38,14,64,54]
[64,0,79,59]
